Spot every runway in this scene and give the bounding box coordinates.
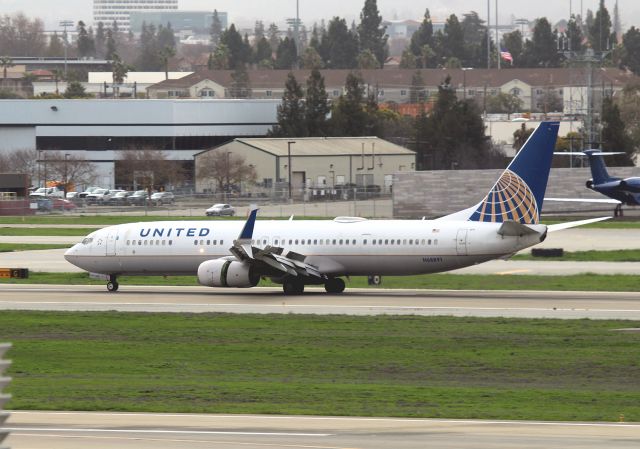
[2,284,640,319]
[5,411,639,449]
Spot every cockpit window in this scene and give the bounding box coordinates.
[81,237,94,245]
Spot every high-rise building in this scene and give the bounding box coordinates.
[93,0,179,31]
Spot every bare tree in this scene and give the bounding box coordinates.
[197,150,257,193]
[116,147,186,190]
[43,151,97,191]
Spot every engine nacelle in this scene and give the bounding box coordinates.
[620,178,640,193]
[197,259,259,288]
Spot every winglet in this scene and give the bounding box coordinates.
[238,208,258,241]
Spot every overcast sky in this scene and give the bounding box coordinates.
[2,0,639,31]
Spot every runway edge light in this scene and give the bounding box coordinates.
[0,343,11,449]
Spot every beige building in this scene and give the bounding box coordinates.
[195,137,416,199]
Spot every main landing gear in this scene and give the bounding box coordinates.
[106,275,119,292]
[614,203,624,217]
[324,278,345,294]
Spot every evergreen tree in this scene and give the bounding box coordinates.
[95,22,106,58]
[324,17,359,69]
[254,37,273,65]
[357,0,388,67]
[301,46,324,69]
[221,24,248,69]
[330,72,368,136]
[565,15,584,53]
[399,48,417,69]
[105,29,117,60]
[461,11,487,67]
[410,9,434,68]
[76,21,95,58]
[357,49,380,69]
[621,26,640,75]
[613,1,622,42]
[523,18,560,67]
[254,21,265,41]
[228,65,251,98]
[601,96,634,165]
[47,32,65,57]
[209,43,230,69]
[589,0,612,52]
[137,23,161,70]
[64,81,88,98]
[442,14,465,63]
[210,10,223,46]
[157,24,176,50]
[305,68,330,136]
[271,72,307,137]
[275,37,297,69]
[268,23,280,52]
[502,30,523,67]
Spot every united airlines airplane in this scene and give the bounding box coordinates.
[65,122,607,295]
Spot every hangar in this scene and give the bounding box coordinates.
[194,137,416,199]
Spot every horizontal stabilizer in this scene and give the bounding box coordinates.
[545,197,621,205]
[497,221,544,237]
[547,216,611,233]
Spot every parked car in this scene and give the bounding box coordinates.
[85,188,112,204]
[66,191,79,199]
[150,191,174,205]
[35,197,53,212]
[78,186,102,198]
[128,190,150,206]
[206,203,235,216]
[29,187,64,198]
[109,190,133,205]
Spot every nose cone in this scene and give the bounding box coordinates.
[64,244,81,267]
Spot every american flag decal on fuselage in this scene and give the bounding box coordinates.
[469,169,539,223]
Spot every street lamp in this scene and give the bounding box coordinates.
[287,141,295,200]
[64,153,70,196]
[226,151,231,200]
[462,68,473,100]
[59,20,74,79]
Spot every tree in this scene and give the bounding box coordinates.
[502,31,524,67]
[300,46,323,69]
[159,45,176,80]
[565,15,584,53]
[617,83,640,154]
[254,20,265,41]
[0,13,47,57]
[47,32,65,57]
[116,148,186,190]
[76,21,95,58]
[254,37,272,65]
[621,27,640,75]
[305,68,330,136]
[601,96,634,165]
[522,18,560,67]
[357,49,380,69]
[209,43,230,69]
[196,151,257,194]
[589,0,612,53]
[105,29,117,60]
[220,24,248,69]
[210,10,223,46]
[270,72,306,137]
[513,124,534,151]
[461,11,487,67]
[268,23,280,52]
[399,48,417,69]
[111,53,132,96]
[228,65,251,98]
[64,81,88,98]
[42,150,97,191]
[442,15,465,64]
[324,17,359,69]
[275,37,297,70]
[0,56,14,79]
[137,23,161,70]
[330,72,368,136]
[95,22,106,58]
[357,0,388,67]
[410,9,434,67]
[486,92,523,117]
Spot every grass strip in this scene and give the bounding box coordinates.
[0,243,71,252]
[1,311,638,421]
[514,249,640,262]
[2,272,640,291]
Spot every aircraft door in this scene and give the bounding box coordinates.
[456,229,468,256]
[105,231,118,256]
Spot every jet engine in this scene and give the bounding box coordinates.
[197,259,260,288]
[619,178,640,193]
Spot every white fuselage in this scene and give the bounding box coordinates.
[64,218,545,277]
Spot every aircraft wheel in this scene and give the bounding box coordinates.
[106,281,119,292]
[324,278,345,294]
[283,278,304,295]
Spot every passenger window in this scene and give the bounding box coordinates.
[385,239,388,244]
[314,239,317,244]
[422,239,426,245]
[391,239,395,244]
[194,240,198,245]
[138,240,142,245]
[207,240,210,245]
[428,239,432,245]
[169,240,173,245]
[339,239,343,245]
[364,239,368,245]
[162,240,166,246]
[332,239,337,245]
[126,240,130,245]
[403,239,407,244]
[434,239,438,245]
[295,239,299,244]
[144,240,148,245]
[289,239,292,244]
[220,240,224,245]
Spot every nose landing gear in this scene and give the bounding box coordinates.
[106,275,119,292]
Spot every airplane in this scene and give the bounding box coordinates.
[64,121,608,295]
[547,150,638,216]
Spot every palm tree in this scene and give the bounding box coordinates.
[159,46,176,80]
[0,56,14,79]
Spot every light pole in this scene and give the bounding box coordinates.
[226,151,231,201]
[287,141,295,200]
[462,68,473,100]
[59,20,73,79]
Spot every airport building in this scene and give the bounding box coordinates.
[194,137,416,198]
[93,0,178,31]
[129,10,228,34]
[0,99,279,189]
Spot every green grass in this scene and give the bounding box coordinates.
[0,227,95,236]
[514,249,640,262]
[1,311,639,421]
[0,243,71,252]
[3,272,640,292]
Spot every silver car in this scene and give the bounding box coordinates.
[205,203,235,216]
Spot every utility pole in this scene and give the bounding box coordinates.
[59,20,74,79]
[287,141,295,200]
[496,0,500,69]
[486,0,491,69]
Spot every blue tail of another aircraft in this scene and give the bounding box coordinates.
[583,149,617,184]
[440,121,560,224]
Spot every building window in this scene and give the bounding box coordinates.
[333,90,340,97]
[266,90,272,97]
[400,89,407,96]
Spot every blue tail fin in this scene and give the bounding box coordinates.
[441,121,559,224]
[583,150,616,184]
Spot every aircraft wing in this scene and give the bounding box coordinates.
[229,209,327,280]
[545,197,621,204]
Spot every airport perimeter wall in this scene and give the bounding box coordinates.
[392,167,640,218]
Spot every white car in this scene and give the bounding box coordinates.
[86,188,112,204]
[29,187,64,198]
[205,203,235,216]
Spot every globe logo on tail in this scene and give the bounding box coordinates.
[469,169,539,224]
